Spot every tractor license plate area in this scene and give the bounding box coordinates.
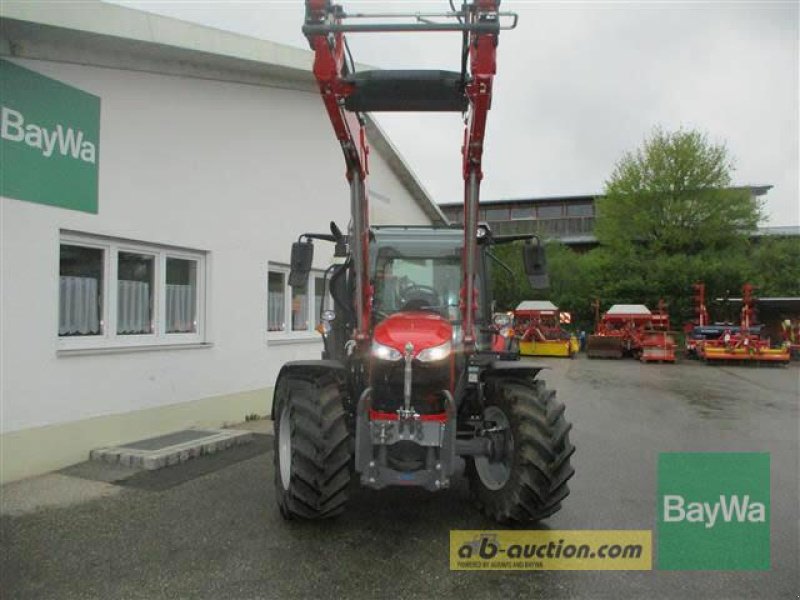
[369,419,445,447]
[355,388,457,492]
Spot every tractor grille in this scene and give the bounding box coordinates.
[370,360,451,415]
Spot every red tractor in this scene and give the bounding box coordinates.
[271,1,574,523]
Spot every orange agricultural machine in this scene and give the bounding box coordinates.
[587,300,676,362]
[513,301,579,358]
[698,283,790,365]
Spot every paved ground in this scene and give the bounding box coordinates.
[1,357,798,599]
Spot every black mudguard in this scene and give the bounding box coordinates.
[271,360,347,419]
[480,360,549,381]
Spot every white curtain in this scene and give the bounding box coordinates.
[292,291,308,330]
[117,280,150,334]
[166,284,195,333]
[314,294,323,326]
[268,290,285,331]
[59,276,100,335]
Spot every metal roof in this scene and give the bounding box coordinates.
[440,194,597,208]
[714,297,800,311]
[752,226,800,237]
[606,304,651,316]
[438,185,775,209]
[0,0,446,225]
[516,300,558,312]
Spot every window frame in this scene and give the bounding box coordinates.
[566,202,595,217]
[536,203,564,219]
[484,207,509,222]
[58,232,207,351]
[267,263,331,344]
[510,206,533,220]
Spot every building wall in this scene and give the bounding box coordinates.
[0,58,431,482]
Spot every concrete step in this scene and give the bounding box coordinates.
[90,428,253,471]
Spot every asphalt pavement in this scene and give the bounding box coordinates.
[1,356,798,599]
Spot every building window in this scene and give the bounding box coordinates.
[291,283,309,331]
[117,251,155,335]
[59,244,104,336]
[314,275,329,327]
[58,233,206,350]
[166,258,198,333]
[448,208,463,223]
[268,265,330,340]
[537,204,563,218]
[566,202,594,217]
[484,207,509,221]
[268,271,286,332]
[510,206,532,220]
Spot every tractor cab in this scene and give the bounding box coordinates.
[370,227,490,351]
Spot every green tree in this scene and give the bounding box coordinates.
[745,237,800,296]
[486,128,800,331]
[596,128,761,254]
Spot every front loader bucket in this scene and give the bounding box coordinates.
[586,335,623,359]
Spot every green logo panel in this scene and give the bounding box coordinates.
[658,452,770,570]
[0,59,100,213]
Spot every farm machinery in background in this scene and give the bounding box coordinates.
[781,318,800,359]
[686,282,790,365]
[513,301,579,358]
[586,300,676,362]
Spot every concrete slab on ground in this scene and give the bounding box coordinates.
[231,418,273,435]
[90,428,253,470]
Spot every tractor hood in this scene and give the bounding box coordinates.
[373,312,452,356]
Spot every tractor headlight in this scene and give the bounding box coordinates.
[371,341,402,361]
[417,340,452,363]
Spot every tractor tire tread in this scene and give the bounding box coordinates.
[274,373,353,520]
[467,376,574,523]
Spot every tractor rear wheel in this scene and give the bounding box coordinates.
[273,372,353,520]
[467,376,575,523]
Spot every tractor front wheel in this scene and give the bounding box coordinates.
[273,372,353,520]
[467,376,575,523]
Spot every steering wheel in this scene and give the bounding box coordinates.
[399,284,440,311]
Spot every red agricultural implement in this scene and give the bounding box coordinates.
[513,301,578,358]
[587,300,676,362]
[699,283,790,365]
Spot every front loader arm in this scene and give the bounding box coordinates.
[303,0,514,351]
[304,0,371,343]
[461,0,499,349]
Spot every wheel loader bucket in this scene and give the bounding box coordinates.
[586,335,623,359]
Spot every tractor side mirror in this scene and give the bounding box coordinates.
[289,240,314,288]
[523,241,549,289]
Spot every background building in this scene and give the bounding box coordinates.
[439,185,777,249]
[0,1,443,483]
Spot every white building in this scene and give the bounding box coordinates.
[0,1,444,483]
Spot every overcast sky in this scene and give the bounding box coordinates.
[109,1,798,226]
